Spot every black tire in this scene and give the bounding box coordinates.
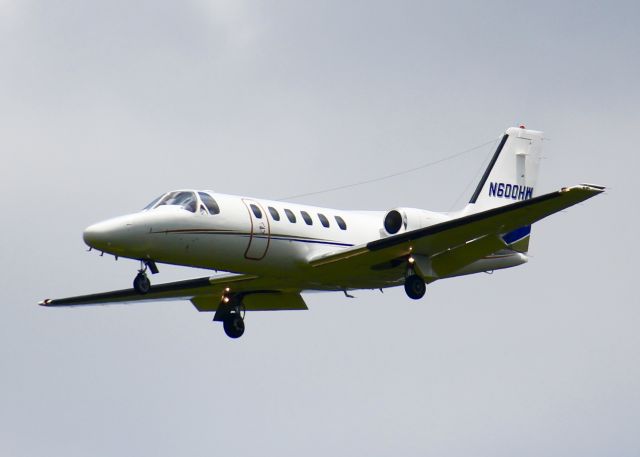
[223,314,245,339]
[404,275,426,300]
[133,273,151,294]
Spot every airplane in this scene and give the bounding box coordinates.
[40,126,605,338]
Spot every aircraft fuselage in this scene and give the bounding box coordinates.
[83,191,526,290]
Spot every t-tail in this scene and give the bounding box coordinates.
[463,125,544,253]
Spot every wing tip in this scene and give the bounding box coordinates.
[579,183,606,192]
[38,299,53,306]
[560,184,606,195]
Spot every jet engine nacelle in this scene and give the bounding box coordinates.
[383,207,450,235]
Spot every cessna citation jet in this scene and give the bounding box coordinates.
[40,126,604,338]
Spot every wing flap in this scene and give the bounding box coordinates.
[429,234,507,277]
[244,292,308,311]
[191,291,307,312]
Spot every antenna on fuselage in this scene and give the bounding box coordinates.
[279,138,497,201]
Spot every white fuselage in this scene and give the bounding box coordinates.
[83,190,527,291]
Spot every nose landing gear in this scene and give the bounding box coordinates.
[133,272,151,294]
[133,260,159,294]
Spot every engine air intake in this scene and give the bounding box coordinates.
[384,210,403,234]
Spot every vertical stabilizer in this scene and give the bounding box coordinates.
[463,126,544,252]
[466,126,543,212]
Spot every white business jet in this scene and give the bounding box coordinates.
[40,126,604,338]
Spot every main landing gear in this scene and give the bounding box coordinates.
[133,260,159,294]
[214,290,246,339]
[404,274,426,300]
[222,313,245,339]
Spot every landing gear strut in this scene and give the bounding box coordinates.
[404,274,426,300]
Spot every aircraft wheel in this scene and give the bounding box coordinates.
[223,314,245,339]
[404,275,426,300]
[133,272,151,294]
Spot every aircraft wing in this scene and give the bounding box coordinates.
[39,273,308,312]
[310,184,605,275]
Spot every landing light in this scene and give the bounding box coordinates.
[408,256,415,264]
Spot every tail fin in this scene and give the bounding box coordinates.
[463,126,544,252]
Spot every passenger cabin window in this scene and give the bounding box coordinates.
[250,204,263,219]
[198,192,220,215]
[335,215,347,230]
[301,211,313,225]
[285,209,296,223]
[318,213,330,228]
[155,191,197,213]
[268,207,280,221]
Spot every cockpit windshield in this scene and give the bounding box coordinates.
[142,190,221,214]
[142,195,164,211]
[144,191,198,213]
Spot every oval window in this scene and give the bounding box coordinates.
[285,209,297,223]
[300,211,313,225]
[318,213,330,228]
[250,204,262,219]
[268,207,280,221]
[335,216,347,230]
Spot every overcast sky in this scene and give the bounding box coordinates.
[1,1,638,456]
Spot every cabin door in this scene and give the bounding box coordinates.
[242,199,271,260]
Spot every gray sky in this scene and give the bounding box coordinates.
[1,1,638,456]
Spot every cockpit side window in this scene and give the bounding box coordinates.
[198,192,220,215]
[156,191,197,213]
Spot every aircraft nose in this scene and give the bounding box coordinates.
[83,220,113,250]
[83,215,136,253]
